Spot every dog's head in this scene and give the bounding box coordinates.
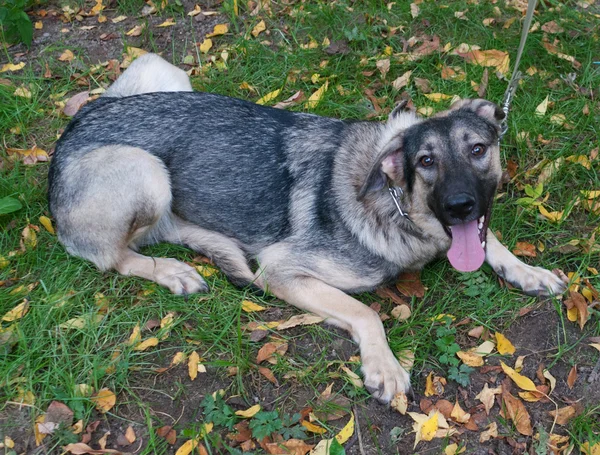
[359,99,505,272]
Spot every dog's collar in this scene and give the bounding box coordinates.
[388,184,411,221]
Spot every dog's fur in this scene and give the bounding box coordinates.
[48,54,566,402]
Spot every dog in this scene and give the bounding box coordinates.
[48,54,566,403]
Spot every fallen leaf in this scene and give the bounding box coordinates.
[124,425,136,443]
[157,18,175,27]
[392,70,412,90]
[457,350,484,367]
[199,38,213,53]
[567,365,577,389]
[45,401,74,428]
[1,62,26,72]
[335,412,354,444]
[535,95,549,117]
[468,326,484,338]
[395,272,425,298]
[410,3,420,17]
[157,425,177,444]
[565,291,589,329]
[62,443,121,454]
[376,58,390,78]
[450,400,471,423]
[305,81,328,109]
[266,438,314,455]
[235,404,261,418]
[581,441,600,455]
[424,93,453,102]
[495,332,516,355]
[126,25,144,36]
[457,48,510,75]
[391,304,411,320]
[475,383,502,414]
[188,351,203,380]
[301,420,327,434]
[444,443,466,455]
[241,300,266,312]
[502,390,532,435]
[480,421,498,442]
[408,411,439,447]
[257,342,278,363]
[251,20,266,37]
[112,15,127,22]
[14,86,32,98]
[2,300,29,322]
[391,392,408,414]
[341,366,363,388]
[256,89,281,106]
[277,313,323,330]
[133,337,159,351]
[549,404,582,425]
[542,41,581,69]
[206,23,228,38]
[59,50,75,62]
[91,388,116,413]
[543,369,557,393]
[501,361,537,391]
[273,90,305,110]
[513,242,537,257]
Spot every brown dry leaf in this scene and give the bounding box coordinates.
[277,313,323,330]
[258,367,279,385]
[502,390,533,435]
[257,342,277,363]
[475,383,502,414]
[376,58,390,78]
[395,272,425,298]
[157,425,177,445]
[265,438,314,455]
[565,291,589,329]
[479,422,498,443]
[410,35,441,59]
[468,326,485,338]
[45,401,74,428]
[188,351,203,380]
[391,304,411,320]
[549,404,582,426]
[434,399,453,419]
[98,432,109,449]
[91,388,116,413]
[59,49,75,62]
[392,70,412,90]
[63,91,90,116]
[341,366,363,388]
[441,66,466,81]
[413,77,431,93]
[542,41,581,69]
[513,242,537,257]
[391,392,408,414]
[567,365,577,389]
[6,146,49,165]
[450,400,471,423]
[62,443,122,454]
[273,91,304,110]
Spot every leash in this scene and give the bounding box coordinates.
[499,0,538,141]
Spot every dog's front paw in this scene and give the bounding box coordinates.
[152,258,209,295]
[361,349,411,404]
[500,264,567,296]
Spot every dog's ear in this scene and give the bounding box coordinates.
[357,140,404,200]
[438,98,505,125]
[389,99,409,119]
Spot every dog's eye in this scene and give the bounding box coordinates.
[420,156,434,167]
[471,144,486,157]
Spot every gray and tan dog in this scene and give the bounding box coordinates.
[48,54,566,402]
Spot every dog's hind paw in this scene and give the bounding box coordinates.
[141,257,209,295]
[361,350,411,404]
[501,264,567,297]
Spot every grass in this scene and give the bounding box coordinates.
[1,0,599,453]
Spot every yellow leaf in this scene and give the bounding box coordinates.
[199,38,212,53]
[235,404,261,418]
[501,361,537,391]
[2,300,29,322]
[59,49,75,62]
[421,411,439,442]
[134,337,159,351]
[127,324,141,345]
[206,23,228,38]
[457,350,484,367]
[91,388,116,413]
[581,441,600,455]
[256,89,281,106]
[74,384,94,397]
[39,216,55,234]
[424,93,453,102]
[519,391,542,402]
[112,15,127,22]
[589,343,600,352]
[196,265,217,277]
[14,86,32,98]
[450,400,471,423]
[391,392,408,414]
[175,439,198,455]
[335,412,354,444]
[126,25,144,36]
[21,225,37,248]
[535,95,549,117]
[188,350,200,380]
[170,351,186,366]
[495,332,516,355]
[301,420,327,434]
[538,204,564,222]
[305,81,328,109]
[341,366,363,388]
[445,443,466,455]
[35,21,43,29]
[567,306,578,322]
[1,62,26,72]
[241,300,266,312]
[158,18,176,27]
[34,414,46,446]
[543,369,557,393]
[252,20,266,37]
[424,371,436,396]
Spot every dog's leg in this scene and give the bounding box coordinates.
[485,230,566,296]
[51,145,206,294]
[258,245,410,403]
[103,53,192,98]
[156,216,256,288]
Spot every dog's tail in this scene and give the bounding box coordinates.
[103,53,192,98]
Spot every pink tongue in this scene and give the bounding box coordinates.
[447,220,485,272]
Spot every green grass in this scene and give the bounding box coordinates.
[1,0,599,452]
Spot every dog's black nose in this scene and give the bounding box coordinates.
[445,193,475,219]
